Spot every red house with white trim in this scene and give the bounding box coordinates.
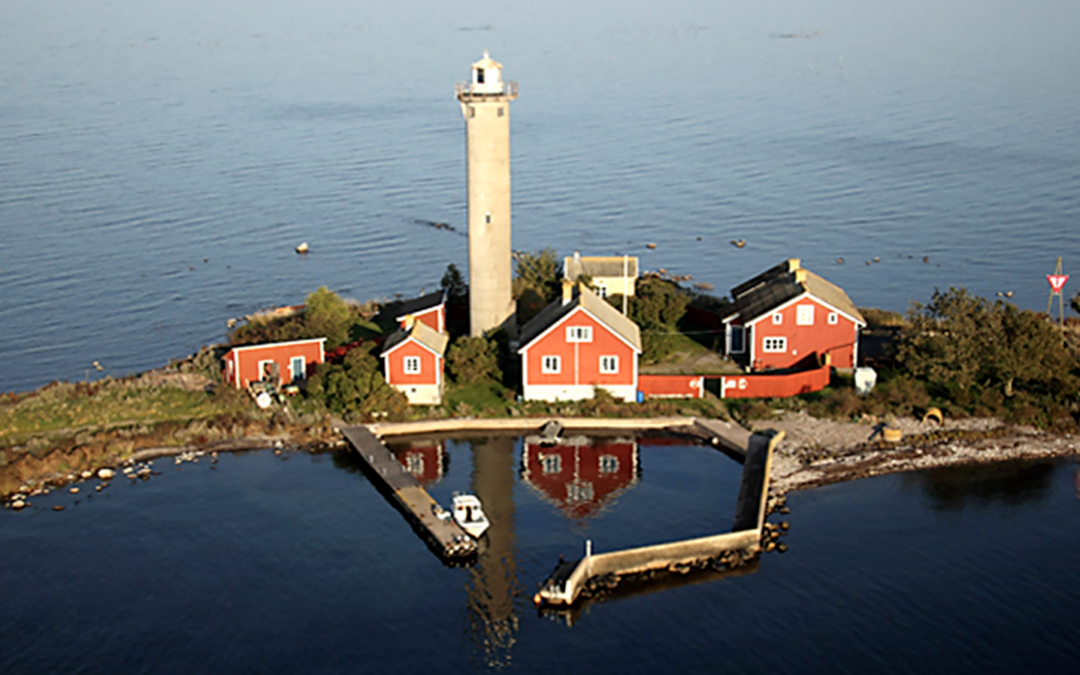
[517,282,642,402]
[381,319,449,405]
[394,440,447,485]
[222,338,326,389]
[722,259,865,371]
[521,436,639,521]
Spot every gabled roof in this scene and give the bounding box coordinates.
[564,254,639,281]
[518,284,642,353]
[224,338,326,355]
[381,321,449,358]
[383,290,446,322]
[731,259,864,325]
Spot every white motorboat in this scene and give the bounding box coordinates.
[452,493,490,539]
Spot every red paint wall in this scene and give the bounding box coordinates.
[395,441,445,485]
[224,340,325,389]
[522,307,636,388]
[639,374,704,399]
[384,340,441,387]
[750,297,859,370]
[719,363,830,399]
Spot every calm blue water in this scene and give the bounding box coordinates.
[2,438,1078,673]
[3,0,1079,392]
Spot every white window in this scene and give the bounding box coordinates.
[290,356,306,381]
[797,305,814,326]
[566,326,593,342]
[599,455,619,474]
[594,283,608,298]
[828,312,839,325]
[566,481,594,503]
[763,337,787,353]
[403,356,421,374]
[542,355,561,374]
[599,355,619,374]
[772,313,783,325]
[541,453,561,474]
[405,453,424,477]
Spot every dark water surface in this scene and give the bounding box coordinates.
[3,0,1080,392]
[2,438,1079,673]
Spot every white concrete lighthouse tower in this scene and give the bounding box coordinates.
[456,51,518,337]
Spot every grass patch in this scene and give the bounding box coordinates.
[443,380,513,416]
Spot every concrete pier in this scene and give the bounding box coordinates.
[536,429,784,606]
[340,425,477,559]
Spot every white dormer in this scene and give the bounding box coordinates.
[470,50,504,95]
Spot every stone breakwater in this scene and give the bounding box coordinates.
[763,410,1080,495]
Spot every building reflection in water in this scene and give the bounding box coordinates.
[465,436,521,669]
[393,439,448,486]
[520,435,641,523]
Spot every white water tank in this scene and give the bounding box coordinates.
[854,367,877,395]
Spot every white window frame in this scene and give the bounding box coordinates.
[599,355,619,374]
[257,359,277,383]
[763,337,787,353]
[599,454,619,474]
[729,325,745,354]
[772,313,783,325]
[566,326,593,342]
[540,453,562,474]
[594,282,608,298]
[289,356,306,381]
[403,356,421,374]
[542,355,561,374]
[828,312,839,325]
[797,305,814,326]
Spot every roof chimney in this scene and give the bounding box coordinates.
[403,314,415,330]
[794,269,808,284]
[787,258,801,272]
[561,278,574,306]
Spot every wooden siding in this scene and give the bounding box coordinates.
[521,307,636,390]
[748,296,859,370]
[224,339,325,389]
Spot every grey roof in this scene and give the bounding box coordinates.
[385,290,446,321]
[731,259,864,325]
[381,321,449,357]
[564,255,639,281]
[518,284,642,352]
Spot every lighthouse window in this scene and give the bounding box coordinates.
[469,107,475,118]
[498,107,504,117]
[485,212,491,224]
[477,68,485,84]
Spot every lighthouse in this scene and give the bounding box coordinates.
[457,51,518,337]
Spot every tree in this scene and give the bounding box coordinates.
[440,263,468,305]
[306,347,407,420]
[626,276,690,362]
[446,336,502,384]
[1072,290,1080,316]
[513,248,562,304]
[898,287,1078,401]
[303,286,352,347]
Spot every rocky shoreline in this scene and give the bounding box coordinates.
[4,411,1078,513]
[762,410,1080,496]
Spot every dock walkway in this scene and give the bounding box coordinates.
[340,425,477,559]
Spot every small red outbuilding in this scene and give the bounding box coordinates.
[222,338,326,389]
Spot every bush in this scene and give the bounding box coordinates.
[446,336,502,384]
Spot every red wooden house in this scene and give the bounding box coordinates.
[722,259,865,370]
[380,318,449,405]
[517,281,642,402]
[521,436,639,521]
[382,290,446,334]
[222,338,326,389]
